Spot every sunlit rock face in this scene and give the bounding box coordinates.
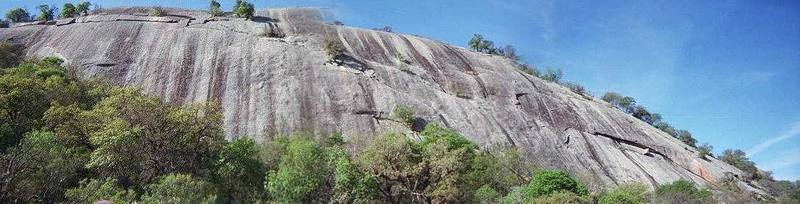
[0,7,762,192]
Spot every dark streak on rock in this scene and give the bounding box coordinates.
[592,131,673,163]
[579,132,619,185]
[171,34,197,104]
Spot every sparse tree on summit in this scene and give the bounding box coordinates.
[36,4,57,21]
[5,8,30,23]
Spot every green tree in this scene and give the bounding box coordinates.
[0,65,51,151]
[84,88,225,188]
[541,68,563,83]
[209,0,223,16]
[653,180,713,204]
[598,182,650,204]
[149,7,164,17]
[474,185,499,203]
[653,121,676,137]
[393,105,416,127]
[697,143,713,159]
[720,149,764,180]
[233,0,255,19]
[5,8,30,23]
[524,170,588,200]
[676,130,697,147]
[265,136,326,202]
[76,2,92,16]
[140,174,217,203]
[214,138,266,202]
[325,133,378,203]
[468,34,495,53]
[36,4,56,21]
[65,178,137,203]
[0,131,86,203]
[358,133,423,202]
[60,3,77,18]
[531,191,591,204]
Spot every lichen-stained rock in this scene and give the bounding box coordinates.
[0,7,764,193]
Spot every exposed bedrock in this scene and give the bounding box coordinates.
[0,7,762,193]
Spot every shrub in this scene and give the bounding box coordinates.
[474,185,499,203]
[393,105,415,127]
[532,191,591,204]
[209,0,223,17]
[36,5,56,21]
[65,178,137,203]
[214,138,266,202]
[324,38,346,65]
[468,34,494,53]
[0,20,8,28]
[560,81,592,98]
[525,170,588,199]
[720,149,763,180]
[676,130,697,147]
[149,7,164,17]
[265,136,326,202]
[60,3,77,18]
[598,182,650,204]
[5,8,30,23]
[541,68,563,83]
[233,0,255,19]
[41,56,64,66]
[654,180,713,204]
[697,143,713,159]
[76,2,92,16]
[653,121,676,137]
[140,174,216,203]
[519,63,540,77]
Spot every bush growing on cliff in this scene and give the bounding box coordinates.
[0,20,8,28]
[76,2,92,16]
[60,3,77,18]
[653,180,713,204]
[149,7,164,17]
[393,105,416,127]
[541,68,563,83]
[234,0,255,19]
[5,8,30,23]
[0,42,24,68]
[560,81,592,98]
[697,143,713,159]
[209,0,223,17]
[598,182,650,204]
[37,5,57,22]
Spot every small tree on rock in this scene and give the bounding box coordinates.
[234,0,255,19]
[209,0,223,17]
[76,2,92,16]
[60,3,77,18]
[5,8,30,23]
[393,105,415,127]
[36,5,56,22]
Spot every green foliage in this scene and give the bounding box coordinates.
[474,185,500,203]
[500,186,527,204]
[209,0,223,16]
[0,42,24,69]
[560,81,592,98]
[324,37,346,64]
[531,191,591,204]
[598,183,650,204]
[60,3,77,18]
[524,170,588,200]
[541,68,563,83]
[76,2,92,16]
[5,8,30,23]
[233,0,255,19]
[149,7,164,17]
[468,34,495,53]
[393,105,415,127]
[66,178,137,203]
[36,4,56,21]
[0,131,86,202]
[420,122,475,152]
[265,136,326,202]
[653,121,676,137]
[654,180,714,204]
[720,149,766,180]
[325,134,378,203]
[0,20,8,28]
[519,63,541,77]
[697,143,713,158]
[358,133,421,201]
[140,174,216,204]
[214,138,266,202]
[676,130,697,147]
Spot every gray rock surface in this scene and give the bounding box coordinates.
[0,7,765,193]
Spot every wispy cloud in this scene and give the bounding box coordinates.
[747,121,800,157]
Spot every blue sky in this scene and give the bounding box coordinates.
[3,0,799,180]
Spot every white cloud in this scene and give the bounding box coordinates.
[746,121,800,157]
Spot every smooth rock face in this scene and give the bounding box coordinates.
[0,7,761,192]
